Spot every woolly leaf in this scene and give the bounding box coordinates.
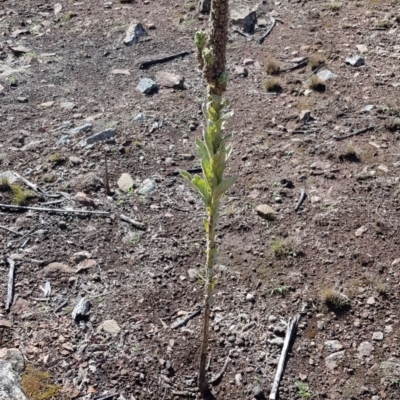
[213,176,237,201]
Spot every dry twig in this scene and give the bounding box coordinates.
[0,203,110,215]
[258,17,276,44]
[295,189,307,212]
[209,350,233,384]
[120,214,147,230]
[170,308,201,329]
[5,257,15,312]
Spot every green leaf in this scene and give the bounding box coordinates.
[195,137,209,160]
[192,175,210,205]
[202,157,217,189]
[213,176,237,201]
[203,217,209,233]
[180,170,193,181]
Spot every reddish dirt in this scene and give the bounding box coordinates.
[1,0,400,399]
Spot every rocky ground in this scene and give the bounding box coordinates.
[1,0,400,399]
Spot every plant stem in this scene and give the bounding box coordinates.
[199,210,216,394]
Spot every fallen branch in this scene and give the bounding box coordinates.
[269,314,301,400]
[232,28,252,39]
[295,189,307,212]
[281,60,308,73]
[5,257,15,312]
[333,126,374,141]
[0,225,22,235]
[0,203,110,215]
[209,350,233,384]
[170,308,201,329]
[303,62,325,82]
[139,51,192,69]
[13,172,45,195]
[54,297,70,313]
[120,214,147,230]
[94,394,117,400]
[258,17,276,44]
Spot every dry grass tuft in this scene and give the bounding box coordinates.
[22,366,60,400]
[0,176,11,192]
[308,75,326,92]
[322,288,349,311]
[266,58,282,75]
[264,77,282,92]
[309,53,326,71]
[11,184,35,206]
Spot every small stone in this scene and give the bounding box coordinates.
[123,21,147,46]
[346,55,365,67]
[367,296,375,305]
[270,337,284,347]
[39,101,54,108]
[299,109,313,122]
[235,373,242,386]
[54,3,63,15]
[97,319,121,334]
[372,332,384,341]
[0,348,24,373]
[256,204,275,219]
[246,293,255,303]
[290,56,308,64]
[69,156,82,164]
[0,320,11,328]
[363,104,375,112]
[378,165,388,173]
[198,0,211,13]
[104,2,112,8]
[324,340,344,352]
[60,101,76,110]
[155,71,185,89]
[76,259,97,273]
[257,18,268,27]
[317,69,337,81]
[17,97,28,103]
[243,58,254,66]
[136,78,158,95]
[70,251,91,264]
[235,337,245,346]
[231,9,257,33]
[356,44,368,54]
[112,69,130,75]
[355,225,368,237]
[235,66,248,77]
[310,196,321,204]
[274,197,282,203]
[252,385,265,400]
[42,262,76,277]
[354,319,361,328]
[325,350,346,370]
[56,135,70,147]
[358,341,374,357]
[268,315,277,323]
[71,297,91,321]
[392,258,400,266]
[118,173,134,192]
[69,123,93,135]
[138,178,156,195]
[187,269,197,280]
[85,128,117,145]
[0,84,4,93]
[74,192,96,207]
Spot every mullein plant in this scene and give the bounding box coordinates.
[180,0,235,394]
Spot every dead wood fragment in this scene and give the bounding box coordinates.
[0,225,22,235]
[258,17,276,44]
[333,126,374,141]
[209,350,233,384]
[139,51,192,69]
[170,308,201,329]
[120,214,147,230]
[269,314,301,400]
[0,203,110,215]
[295,189,307,212]
[5,257,15,312]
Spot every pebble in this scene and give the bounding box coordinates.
[56,135,70,147]
[112,69,130,75]
[0,348,25,373]
[325,350,346,370]
[70,251,91,264]
[123,21,147,46]
[60,101,76,110]
[246,293,255,303]
[243,58,254,66]
[358,341,374,357]
[372,332,383,341]
[69,123,93,135]
[252,385,264,400]
[324,340,344,352]
[256,204,275,219]
[317,69,337,81]
[138,178,156,195]
[17,97,28,103]
[155,71,185,89]
[235,373,242,386]
[96,319,121,334]
[268,315,277,323]
[74,192,96,207]
[235,66,248,77]
[85,128,116,146]
[117,173,134,192]
[345,55,365,67]
[367,297,375,305]
[136,78,158,95]
[270,337,284,347]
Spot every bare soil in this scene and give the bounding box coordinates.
[1,0,400,399]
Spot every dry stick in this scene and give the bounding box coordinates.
[120,214,147,230]
[139,51,192,69]
[170,308,201,329]
[295,189,307,212]
[54,297,70,313]
[303,62,325,82]
[258,17,276,44]
[232,28,252,39]
[0,203,110,215]
[13,172,45,195]
[104,154,111,195]
[333,126,374,141]
[5,257,15,312]
[281,60,308,73]
[269,314,301,400]
[0,225,22,235]
[209,350,233,384]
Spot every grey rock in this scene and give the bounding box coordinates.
[324,340,344,352]
[136,78,158,95]
[235,373,242,386]
[187,269,197,280]
[56,135,70,147]
[138,178,156,195]
[0,348,24,374]
[317,69,337,81]
[117,173,134,192]
[358,341,374,358]
[367,296,375,305]
[123,21,147,46]
[372,331,384,341]
[71,297,91,321]
[252,385,265,400]
[268,315,277,323]
[85,129,116,145]
[156,71,185,89]
[0,360,28,400]
[69,123,93,135]
[270,337,284,347]
[231,8,257,33]
[60,101,76,110]
[97,319,121,334]
[256,204,275,219]
[246,293,255,303]
[346,55,365,67]
[381,358,400,379]
[363,104,375,112]
[235,66,248,77]
[134,113,145,123]
[299,109,313,123]
[325,350,345,370]
[198,0,211,13]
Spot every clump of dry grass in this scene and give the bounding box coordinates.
[11,184,35,206]
[48,153,65,164]
[339,141,361,162]
[266,58,282,75]
[329,3,341,11]
[0,176,11,191]
[322,288,349,311]
[271,237,287,257]
[22,366,60,400]
[308,75,326,92]
[264,77,281,92]
[309,53,326,71]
